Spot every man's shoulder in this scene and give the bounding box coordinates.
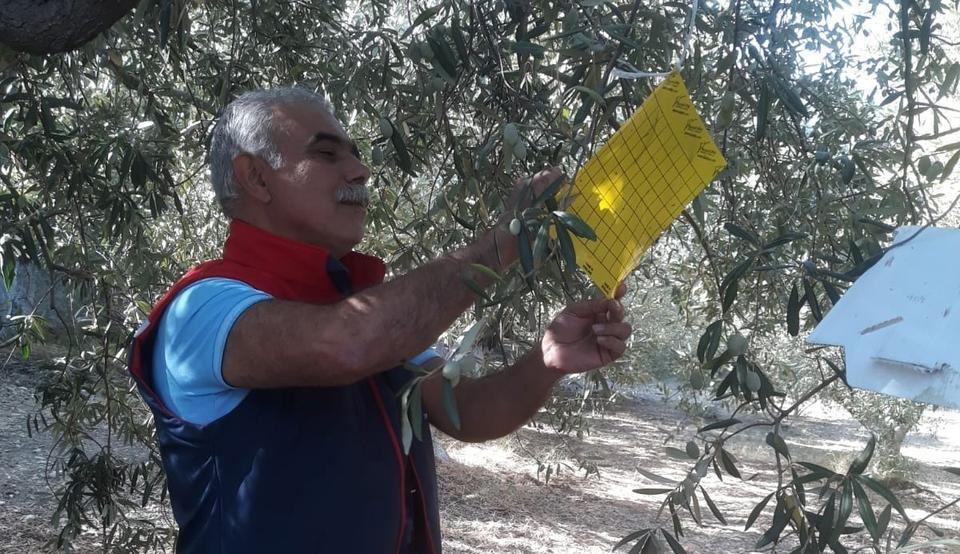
[164,277,271,322]
[178,276,265,296]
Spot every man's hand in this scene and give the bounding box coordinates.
[503,166,566,216]
[541,282,631,375]
[493,167,567,268]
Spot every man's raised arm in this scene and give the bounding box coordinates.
[221,168,563,389]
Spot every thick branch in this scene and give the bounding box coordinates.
[0,0,138,54]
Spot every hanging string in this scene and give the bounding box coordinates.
[679,0,700,69]
[611,0,700,80]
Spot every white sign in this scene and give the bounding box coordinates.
[807,226,960,408]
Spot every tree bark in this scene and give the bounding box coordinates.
[0,0,138,55]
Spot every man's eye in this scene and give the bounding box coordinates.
[316,151,337,158]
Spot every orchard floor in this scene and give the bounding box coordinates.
[435,391,960,554]
[1,359,959,553]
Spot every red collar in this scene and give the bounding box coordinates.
[223,219,386,295]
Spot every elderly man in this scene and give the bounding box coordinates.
[128,88,631,553]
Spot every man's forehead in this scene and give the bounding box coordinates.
[275,102,348,141]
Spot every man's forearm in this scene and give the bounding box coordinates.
[427,348,563,443]
[329,225,517,378]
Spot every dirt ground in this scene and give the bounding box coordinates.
[436,392,960,553]
[1,360,958,553]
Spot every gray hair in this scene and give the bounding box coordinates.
[209,88,335,216]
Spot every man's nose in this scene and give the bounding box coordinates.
[347,155,371,185]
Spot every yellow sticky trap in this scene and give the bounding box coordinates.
[564,70,727,297]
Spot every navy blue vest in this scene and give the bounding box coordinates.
[129,221,441,553]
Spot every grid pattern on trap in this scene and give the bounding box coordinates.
[566,71,727,297]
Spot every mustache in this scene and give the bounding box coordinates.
[335,184,369,206]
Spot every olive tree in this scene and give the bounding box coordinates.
[1,0,957,551]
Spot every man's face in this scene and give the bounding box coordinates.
[256,103,371,256]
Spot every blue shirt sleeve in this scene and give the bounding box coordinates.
[151,278,272,425]
[151,276,442,425]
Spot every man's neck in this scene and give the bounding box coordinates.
[227,213,348,258]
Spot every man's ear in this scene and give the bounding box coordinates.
[232,154,272,204]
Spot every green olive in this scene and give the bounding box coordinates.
[513,141,527,160]
[716,109,733,130]
[689,371,706,390]
[720,90,735,112]
[407,42,421,62]
[727,333,748,356]
[685,440,700,459]
[420,42,435,60]
[745,370,762,392]
[371,145,384,165]
[509,218,522,235]
[503,122,519,146]
[715,91,735,130]
[503,146,514,171]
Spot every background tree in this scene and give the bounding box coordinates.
[0,0,957,551]
[0,0,139,54]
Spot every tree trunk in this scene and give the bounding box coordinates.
[0,0,138,55]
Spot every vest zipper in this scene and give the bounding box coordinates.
[366,378,409,554]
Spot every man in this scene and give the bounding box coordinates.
[128,88,631,553]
